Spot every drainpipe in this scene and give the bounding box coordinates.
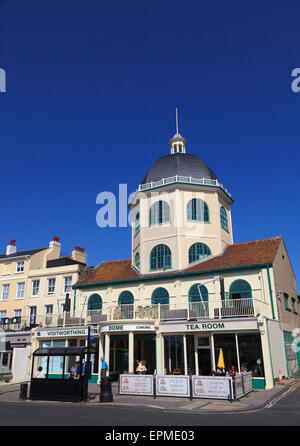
[266,266,275,320]
[73,289,77,314]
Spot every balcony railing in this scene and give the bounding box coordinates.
[137,175,231,197]
[0,298,261,331]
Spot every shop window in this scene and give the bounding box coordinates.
[150,244,172,270]
[186,335,196,375]
[188,284,209,318]
[110,335,128,374]
[164,335,184,375]
[187,198,209,222]
[214,334,238,372]
[238,334,264,377]
[149,200,170,226]
[188,243,211,264]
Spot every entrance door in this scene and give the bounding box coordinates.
[198,349,211,376]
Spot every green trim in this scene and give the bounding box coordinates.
[266,265,275,319]
[252,378,266,389]
[74,263,273,290]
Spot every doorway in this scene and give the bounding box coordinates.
[197,336,211,376]
[134,334,156,374]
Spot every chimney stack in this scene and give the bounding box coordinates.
[49,236,61,249]
[72,246,86,264]
[6,239,17,256]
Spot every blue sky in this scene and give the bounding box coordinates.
[0,1,299,291]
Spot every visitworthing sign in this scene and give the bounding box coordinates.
[156,375,190,398]
[36,328,94,338]
[192,376,233,400]
[119,374,153,396]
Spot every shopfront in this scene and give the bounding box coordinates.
[33,327,100,383]
[159,318,266,389]
[99,323,156,378]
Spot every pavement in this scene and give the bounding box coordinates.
[0,378,299,413]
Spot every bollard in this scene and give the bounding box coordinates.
[99,376,113,402]
[19,383,28,400]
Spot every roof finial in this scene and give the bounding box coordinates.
[168,109,187,154]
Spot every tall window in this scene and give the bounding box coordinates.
[151,287,170,309]
[220,206,228,231]
[187,198,209,222]
[188,284,209,318]
[118,291,134,319]
[188,243,211,264]
[149,201,170,226]
[87,294,102,315]
[135,212,140,234]
[31,280,40,296]
[0,311,6,329]
[29,306,37,325]
[1,284,10,301]
[13,309,22,330]
[135,252,140,270]
[64,276,72,293]
[16,282,25,299]
[150,244,172,270]
[47,278,56,295]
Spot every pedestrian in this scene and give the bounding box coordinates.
[226,365,237,377]
[34,366,45,378]
[69,362,78,379]
[100,356,108,379]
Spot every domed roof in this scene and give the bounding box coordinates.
[141,152,219,185]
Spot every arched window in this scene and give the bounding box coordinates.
[229,280,253,313]
[229,280,252,299]
[188,284,209,318]
[135,252,140,270]
[118,290,134,319]
[151,287,169,309]
[220,206,228,231]
[87,294,102,315]
[149,200,170,226]
[188,243,211,264]
[150,244,172,270]
[187,198,209,222]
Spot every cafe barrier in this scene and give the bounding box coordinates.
[119,373,253,400]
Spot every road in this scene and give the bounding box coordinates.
[0,385,299,427]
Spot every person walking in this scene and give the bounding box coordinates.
[100,357,108,379]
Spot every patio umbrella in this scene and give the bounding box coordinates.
[217,348,225,370]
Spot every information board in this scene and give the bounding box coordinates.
[192,376,233,400]
[156,375,190,398]
[242,372,253,394]
[234,374,244,399]
[119,374,153,396]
